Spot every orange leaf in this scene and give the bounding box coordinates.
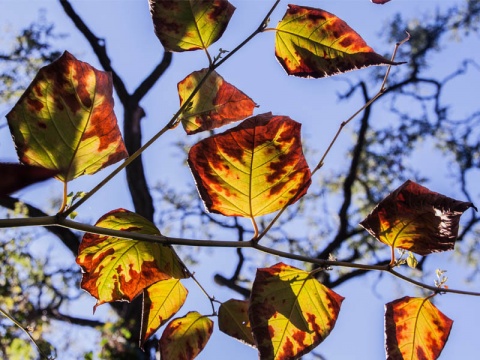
[275,5,401,78]
[0,163,58,195]
[140,279,188,347]
[159,311,213,360]
[385,296,453,360]
[360,180,476,255]
[76,209,187,311]
[188,113,311,217]
[249,263,344,360]
[6,51,128,182]
[218,299,255,347]
[149,0,235,52]
[178,69,257,134]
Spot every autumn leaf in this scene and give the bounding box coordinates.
[178,68,257,134]
[218,299,255,347]
[140,279,188,347]
[372,0,391,4]
[249,263,344,360]
[275,5,401,78]
[385,296,453,360]
[159,311,213,360]
[76,209,187,310]
[149,0,235,52]
[360,180,476,255]
[0,163,58,196]
[6,51,128,182]
[188,113,311,217]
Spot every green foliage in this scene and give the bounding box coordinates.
[1,1,480,359]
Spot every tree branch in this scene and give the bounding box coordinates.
[58,0,129,104]
[0,196,79,255]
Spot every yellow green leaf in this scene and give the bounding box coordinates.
[275,5,400,78]
[76,209,187,310]
[159,311,213,360]
[149,0,235,52]
[360,180,476,255]
[218,299,255,347]
[249,263,344,360]
[6,51,128,182]
[140,279,188,347]
[385,296,453,360]
[178,68,257,134]
[188,113,311,217]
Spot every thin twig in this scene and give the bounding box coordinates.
[0,308,53,360]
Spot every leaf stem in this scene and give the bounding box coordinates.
[188,271,217,315]
[0,307,53,360]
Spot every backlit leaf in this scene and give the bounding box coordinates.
[218,299,255,347]
[76,209,187,310]
[385,296,453,360]
[149,0,235,52]
[372,0,391,4]
[360,180,476,255]
[6,51,128,182]
[178,68,257,134]
[188,113,311,217]
[0,163,58,195]
[275,5,400,78]
[159,311,213,360]
[140,279,188,347]
[249,263,344,360]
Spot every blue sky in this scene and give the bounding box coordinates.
[1,1,479,359]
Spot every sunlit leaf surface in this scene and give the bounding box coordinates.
[178,68,256,134]
[188,113,311,217]
[76,209,187,310]
[275,5,399,78]
[6,51,128,182]
[149,0,235,52]
[249,263,344,360]
[360,180,476,255]
[385,296,453,360]
[0,163,58,195]
[140,279,188,347]
[218,299,255,347]
[159,311,213,360]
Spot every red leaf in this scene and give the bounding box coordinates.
[372,0,391,4]
[178,69,257,134]
[188,113,311,217]
[0,163,58,195]
[385,296,453,360]
[275,5,401,78]
[360,180,476,255]
[7,51,128,182]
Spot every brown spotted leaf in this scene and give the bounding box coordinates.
[6,51,128,182]
[249,263,344,360]
[140,279,188,347]
[149,0,235,52]
[0,163,58,195]
[275,5,401,78]
[360,180,476,255]
[76,209,188,311]
[385,296,453,360]
[188,113,311,217]
[178,68,257,134]
[159,311,213,360]
[218,299,255,347]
